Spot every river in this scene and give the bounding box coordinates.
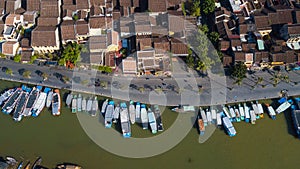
[0,80,300,169]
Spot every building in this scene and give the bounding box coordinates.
[31,26,60,53]
[122,57,137,75]
[2,41,19,56]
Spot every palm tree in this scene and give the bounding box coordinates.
[23,70,31,78]
[41,72,49,80]
[6,68,13,75]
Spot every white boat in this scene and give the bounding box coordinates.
[147,108,157,134]
[206,109,212,124]
[222,106,231,118]
[244,103,250,123]
[141,104,148,129]
[234,107,241,122]
[267,104,276,120]
[46,90,53,108]
[251,102,259,118]
[101,99,108,114]
[105,100,114,128]
[77,94,82,112]
[257,101,264,118]
[71,95,77,113]
[52,89,61,116]
[216,112,222,126]
[250,110,256,124]
[0,89,14,106]
[120,102,131,138]
[222,116,237,137]
[82,98,87,112]
[238,104,245,121]
[200,108,208,126]
[31,88,48,117]
[229,106,236,121]
[129,100,136,124]
[66,93,73,107]
[86,97,93,114]
[276,101,291,114]
[135,102,141,123]
[22,87,40,117]
[113,104,120,123]
[91,96,98,116]
[211,109,217,124]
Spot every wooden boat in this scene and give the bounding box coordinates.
[198,115,205,136]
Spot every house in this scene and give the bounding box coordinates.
[89,16,111,35]
[3,14,23,41]
[220,40,230,51]
[168,13,185,37]
[23,11,38,28]
[5,0,21,14]
[60,20,76,44]
[148,0,167,13]
[2,41,19,56]
[76,0,90,11]
[222,54,233,67]
[137,50,157,73]
[286,37,300,50]
[104,51,115,68]
[137,35,152,50]
[254,51,269,63]
[20,49,33,63]
[31,26,60,53]
[76,20,89,42]
[89,35,107,53]
[122,57,137,75]
[170,38,188,56]
[153,36,170,54]
[89,52,104,65]
[37,17,60,26]
[40,0,61,18]
[26,0,40,11]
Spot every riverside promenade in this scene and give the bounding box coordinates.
[0,59,300,106]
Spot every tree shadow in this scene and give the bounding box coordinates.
[18,68,25,75]
[283,108,297,137]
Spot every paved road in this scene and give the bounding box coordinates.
[0,59,300,106]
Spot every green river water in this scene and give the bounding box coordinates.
[0,80,300,169]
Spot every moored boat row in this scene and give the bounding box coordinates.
[1,85,61,121]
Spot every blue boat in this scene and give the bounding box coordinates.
[120,102,131,138]
[222,116,237,137]
[105,100,114,128]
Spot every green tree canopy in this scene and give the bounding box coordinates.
[13,54,21,63]
[61,42,82,65]
[23,70,31,78]
[191,0,201,16]
[202,0,216,14]
[231,62,247,82]
[6,68,12,75]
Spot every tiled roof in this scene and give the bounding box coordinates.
[89,35,107,50]
[31,26,58,47]
[89,16,106,29]
[148,0,167,13]
[27,0,40,11]
[21,49,33,62]
[90,0,105,6]
[234,52,245,62]
[295,10,300,24]
[168,14,184,34]
[223,54,233,67]
[288,24,300,36]
[63,0,74,5]
[76,0,90,10]
[170,38,188,55]
[122,57,137,74]
[63,4,77,11]
[89,52,104,65]
[285,50,296,63]
[37,17,59,26]
[137,50,155,58]
[153,37,170,53]
[230,38,242,47]
[239,24,248,34]
[271,52,285,62]
[61,20,76,41]
[2,41,17,55]
[220,40,230,51]
[6,0,17,14]
[152,26,168,37]
[90,5,103,16]
[138,36,152,50]
[0,23,4,36]
[120,0,131,7]
[76,20,89,35]
[40,0,60,17]
[135,21,151,33]
[104,51,115,67]
[254,14,270,30]
[241,43,256,52]
[20,38,30,47]
[23,11,37,23]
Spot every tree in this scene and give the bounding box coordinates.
[186,50,195,68]
[41,72,49,80]
[61,42,82,66]
[202,0,216,14]
[23,70,31,78]
[191,0,201,17]
[181,2,187,16]
[30,54,38,64]
[14,54,21,63]
[6,68,12,75]
[58,58,66,66]
[209,32,220,47]
[198,24,209,34]
[231,62,247,84]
